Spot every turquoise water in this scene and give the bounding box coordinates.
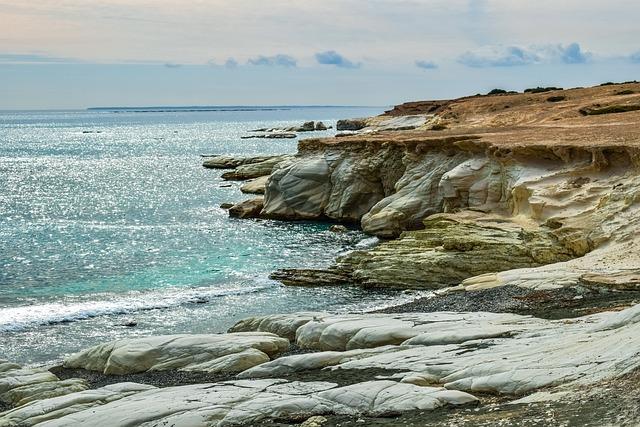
[0,106,420,365]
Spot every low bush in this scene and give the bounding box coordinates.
[524,86,563,94]
[579,105,640,115]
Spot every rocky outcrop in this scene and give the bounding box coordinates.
[336,118,368,131]
[221,155,294,180]
[63,332,289,375]
[239,175,269,194]
[262,142,405,221]
[234,305,640,395]
[6,302,640,425]
[262,83,640,290]
[325,212,576,289]
[228,197,264,218]
[202,154,284,169]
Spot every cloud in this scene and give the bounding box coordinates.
[0,53,79,64]
[224,58,239,68]
[458,43,591,67]
[315,51,360,68]
[557,42,589,64]
[629,51,640,63]
[458,46,539,67]
[415,60,438,70]
[247,54,296,67]
[164,62,182,68]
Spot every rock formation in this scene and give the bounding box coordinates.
[6,303,640,425]
[262,83,640,292]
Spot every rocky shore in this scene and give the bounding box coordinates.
[3,83,640,426]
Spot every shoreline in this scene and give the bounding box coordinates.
[3,83,640,426]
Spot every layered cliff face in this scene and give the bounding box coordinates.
[264,83,640,289]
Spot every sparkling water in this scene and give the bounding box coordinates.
[0,106,418,365]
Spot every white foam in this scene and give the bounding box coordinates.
[0,284,269,333]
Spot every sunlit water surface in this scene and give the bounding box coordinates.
[0,106,424,365]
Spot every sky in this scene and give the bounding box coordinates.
[1,0,639,109]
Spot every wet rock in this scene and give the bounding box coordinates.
[269,268,351,287]
[314,122,328,131]
[329,224,348,233]
[228,197,264,219]
[219,202,234,209]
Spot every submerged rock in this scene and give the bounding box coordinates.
[240,132,297,139]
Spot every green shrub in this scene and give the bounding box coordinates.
[487,89,508,95]
[524,86,563,94]
[579,105,640,115]
[615,90,635,95]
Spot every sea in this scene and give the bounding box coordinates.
[0,106,421,365]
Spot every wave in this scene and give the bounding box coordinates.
[0,283,270,333]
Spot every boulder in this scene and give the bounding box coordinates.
[336,118,368,131]
[63,332,289,375]
[314,121,328,131]
[228,197,264,219]
[299,121,316,132]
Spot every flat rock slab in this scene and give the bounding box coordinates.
[202,155,283,169]
[231,306,640,396]
[63,332,289,375]
[0,379,476,426]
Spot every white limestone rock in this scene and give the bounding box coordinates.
[1,379,477,426]
[1,378,88,407]
[228,312,320,341]
[63,332,289,375]
[0,383,156,427]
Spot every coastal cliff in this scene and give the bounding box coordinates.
[4,83,640,426]
[264,83,640,290]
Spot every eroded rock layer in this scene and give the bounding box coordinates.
[264,83,640,290]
